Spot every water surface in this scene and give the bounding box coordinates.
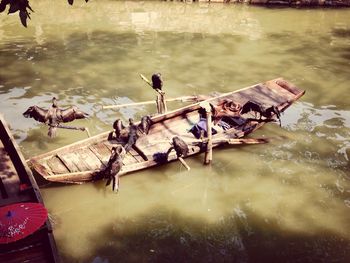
[0,1,349,262]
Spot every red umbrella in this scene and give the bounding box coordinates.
[0,202,48,244]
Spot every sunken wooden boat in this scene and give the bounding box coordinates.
[27,78,305,184]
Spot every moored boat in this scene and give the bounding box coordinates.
[0,114,59,263]
[27,78,305,184]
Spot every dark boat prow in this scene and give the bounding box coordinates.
[0,114,59,263]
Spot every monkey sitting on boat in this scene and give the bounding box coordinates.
[240,100,281,126]
[103,146,126,192]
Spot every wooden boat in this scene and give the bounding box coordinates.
[0,114,59,263]
[27,78,305,184]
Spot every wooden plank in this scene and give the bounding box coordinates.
[103,142,114,151]
[203,102,213,164]
[128,148,144,163]
[64,152,93,172]
[32,161,54,178]
[122,153,137,165]
[89,145,108,167]
[46,156,70,175]
[76,148,104,170]
[57,153,80,173]
[90,143,112,163]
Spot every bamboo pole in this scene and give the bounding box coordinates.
[102,96,200,110]
[199,102,213,165]
[102,100,156,109]
[156,94,162,114]
[140,74,153,88]
[161,92,167,113]
[150,137,269,145]
[178,157,190,171]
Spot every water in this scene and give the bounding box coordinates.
[1,1,349,262]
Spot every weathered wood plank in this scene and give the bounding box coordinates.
[90,143,111,163]
[67,152,95,171]
[103,142,114,151]
[128,148,145,163]
[76,148,104,170]
[89,145,108,167]
[57,153,81,173]
[47,156,70,175]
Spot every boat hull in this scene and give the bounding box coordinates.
[27,78,305,184]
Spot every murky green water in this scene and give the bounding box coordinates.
[1,1,350,262]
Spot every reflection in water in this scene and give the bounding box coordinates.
[0,1,350,262]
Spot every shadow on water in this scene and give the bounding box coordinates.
[59,206,350,263]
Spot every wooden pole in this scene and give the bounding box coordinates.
[200,102,213,165]
[161,92,167,113]
[156,94,162,114]
[151,138,269,145]
[178,157,190,171]
[101,95,201,110]
[140,74,153,87]
[103,100,156,109]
